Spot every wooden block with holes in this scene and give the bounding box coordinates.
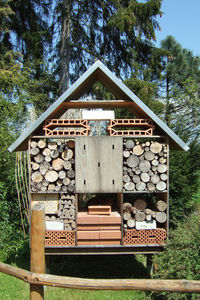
[31,193,59,214]
[88,205,111,215]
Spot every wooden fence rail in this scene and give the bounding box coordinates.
[0,261,200,294]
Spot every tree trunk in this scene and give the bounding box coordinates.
[59,0,71,95]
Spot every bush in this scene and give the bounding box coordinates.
[152,214,200,299]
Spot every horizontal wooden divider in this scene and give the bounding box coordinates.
[0,262,200,293]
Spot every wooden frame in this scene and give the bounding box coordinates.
[28,134,169,254]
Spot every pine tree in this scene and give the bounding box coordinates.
[52,0,163,94]
[160,35,200,127]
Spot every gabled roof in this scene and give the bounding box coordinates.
[8,60,189,152]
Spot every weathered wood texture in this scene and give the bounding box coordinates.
[123,198,167,229]
[30,139,75,193]
[31,193,76,231]
[0,262,200,293]
[123,140,168,192]
[75,137,122,193]
[30,203,45,300]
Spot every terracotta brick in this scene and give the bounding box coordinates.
[100,230,121,240]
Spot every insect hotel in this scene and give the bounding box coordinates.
[9,61,188,256]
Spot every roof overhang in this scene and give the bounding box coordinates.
[8,60,189,152]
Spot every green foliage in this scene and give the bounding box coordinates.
[124,77,164,114]
[152,215,200,299]
[54,0,163,93]
[160,35,200,128]
[2,0,51,62]
[170,78,200,139]
[169,139,200,223]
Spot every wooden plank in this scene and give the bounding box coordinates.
[64,101,132,109]
[75,137,123,193]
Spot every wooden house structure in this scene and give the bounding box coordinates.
[9,60,189,256]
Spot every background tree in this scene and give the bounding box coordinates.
[159,35,200,127]
[52,0,163,94]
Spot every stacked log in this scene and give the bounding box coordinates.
[45,194,76,230]
[123,140,168,192]
[123,199,167,229]
[30,139,75,193]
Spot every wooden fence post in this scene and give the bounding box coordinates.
[30,203,45,300]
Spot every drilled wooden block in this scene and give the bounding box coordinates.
[45,230,75,246]
[32,200,58,214]
[123,229,166,245]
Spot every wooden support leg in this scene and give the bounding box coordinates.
[45,255,50,274]
[30,203,45,300]
[146,254,153,276]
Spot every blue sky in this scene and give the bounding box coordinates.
[155,0,200,55]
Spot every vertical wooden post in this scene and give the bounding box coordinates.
[30,203,45,300]
[146,254,153,276]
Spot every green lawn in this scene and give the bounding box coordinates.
[0,271,148,300]
[0,253,151,299]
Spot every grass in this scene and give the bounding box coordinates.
[0,244,151,299]
[0,272,148,299]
